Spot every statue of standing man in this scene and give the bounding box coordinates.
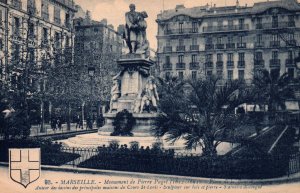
[125,4,149,55]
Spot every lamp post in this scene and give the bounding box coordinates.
[88,66,95,130]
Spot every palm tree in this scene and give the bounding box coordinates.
[153,76,247,157]
[252,69,294,123]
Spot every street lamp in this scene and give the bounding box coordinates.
[87,66,95,130]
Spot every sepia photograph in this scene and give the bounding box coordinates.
[0,0,299,192]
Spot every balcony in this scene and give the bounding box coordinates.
[227,61,234,68]
[163,46,172,52]
[190,45,199,51]
[205,62,213,68]
[270,41,280,48]
[205,44,214,51]
[28,38,36,48]
[12,34,22,44]
[285,59,294,67]
[286,40,297,47]
[216,61,224,68]
[238,61,245,68]
[254,42,265,48]
[226,43,235,49]
[163,63,172,70]
[203,24,249,33]
[257,22,296,30]
[176,63,186,70]
[42,12,49,21]
[176,46,185,52]
[164,28,198,35]
[189,62,200,70]
[269,59,281,67]
[11,0,22,10]
[216,44,225,49]
[254,60,265,68]
[237,43,246,49]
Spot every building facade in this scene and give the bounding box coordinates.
[156,0,300,83]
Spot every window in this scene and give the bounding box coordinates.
[272,34,279,41]
[227,36,233,44]
[178,71,184,79]
[257,17,262,25]
[217,70,223,79]
[228,53,233,62]
[179,22,183,33]
[12,44,20,62]
[228,20,233,29]
[217,20,223,30]
[272,51,278,60]
[192,22,197,32]
[55,32,60,48]
[178,55,184,63]
[206,54,212,62]
[288,15,295,27]
[217,53,223,62]
[179,38,184,46]
[28,48,35,63]
[227,70,233,80]
[65,36,70,47]
[65,13,70,27]
[192,37,197,45]
[238,70,244,80]
[257,34,262,44]
[191,54,197,63]
[206,37,212,44]
[207,70,212,77]
[238,52,245,61]
[166,39,171,47]
[27,0,36,15]
[239,18,244,29]
[192,71,197,80]
[12,17,20,36]
[288,50,293,60]
[217,37,222,44]
[42,27,48,42]
[28,22,34,38]
[41,0,49,20]
[165,56,170,64]
[287,68,294,78]
[255,52,263,60]
[238,36,244,44]
[271,68,280,79]
[272,15,278,27]
[165,72,171,79]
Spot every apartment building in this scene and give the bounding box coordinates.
[156,0,300,83]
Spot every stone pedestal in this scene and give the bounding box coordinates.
[99,54,157,136]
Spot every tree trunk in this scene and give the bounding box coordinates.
[40,100,45,133]
[67,102,71,131]
[81,101,85,129]
[203,135,217,157]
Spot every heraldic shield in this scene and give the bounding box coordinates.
[9,148,41,188]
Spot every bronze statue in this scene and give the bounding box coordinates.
[124,4,149,55]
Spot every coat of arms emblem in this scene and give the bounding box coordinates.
[9,148,41,188]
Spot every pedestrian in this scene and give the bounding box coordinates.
[75,115,80,129]
[51,117,56,131]
[57,118,62,130]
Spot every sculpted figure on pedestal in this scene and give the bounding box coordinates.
[109,77,121,113]
[139,77,159,113]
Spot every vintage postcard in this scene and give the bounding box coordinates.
[0,0,299,193]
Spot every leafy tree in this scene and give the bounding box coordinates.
[153,76,247,157]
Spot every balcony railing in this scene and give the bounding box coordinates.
[176,46,185,52]
[164,28,198,35]
[11,0,22,10]
[285,59,294,66]
[257,22,296,30]
[226,43,235,49]
[176,63,186,69]
[216,44,225,49]
[203,24,249,33]
[190,45,199,51]
[254,42,265,48]
[254,60,265,68]
[189,62,200,70]
[286,40,297,47]
[270,41,280,48]
[216,61,223,68]
[163,63,172,70]
[163,46,172,52]
[227,61,234,68]
[205,44,214,50]
[269,59,281,67]
[205,62,213,68]
[237,43,246,49]
[42,12,49,21]
[238,61,245,68]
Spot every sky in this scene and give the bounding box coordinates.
[74,0,284,49]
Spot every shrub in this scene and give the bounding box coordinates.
[111,109,135,136]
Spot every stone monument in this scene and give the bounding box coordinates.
[99,4,157,137]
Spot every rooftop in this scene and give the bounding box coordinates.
[157,0,300,21]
